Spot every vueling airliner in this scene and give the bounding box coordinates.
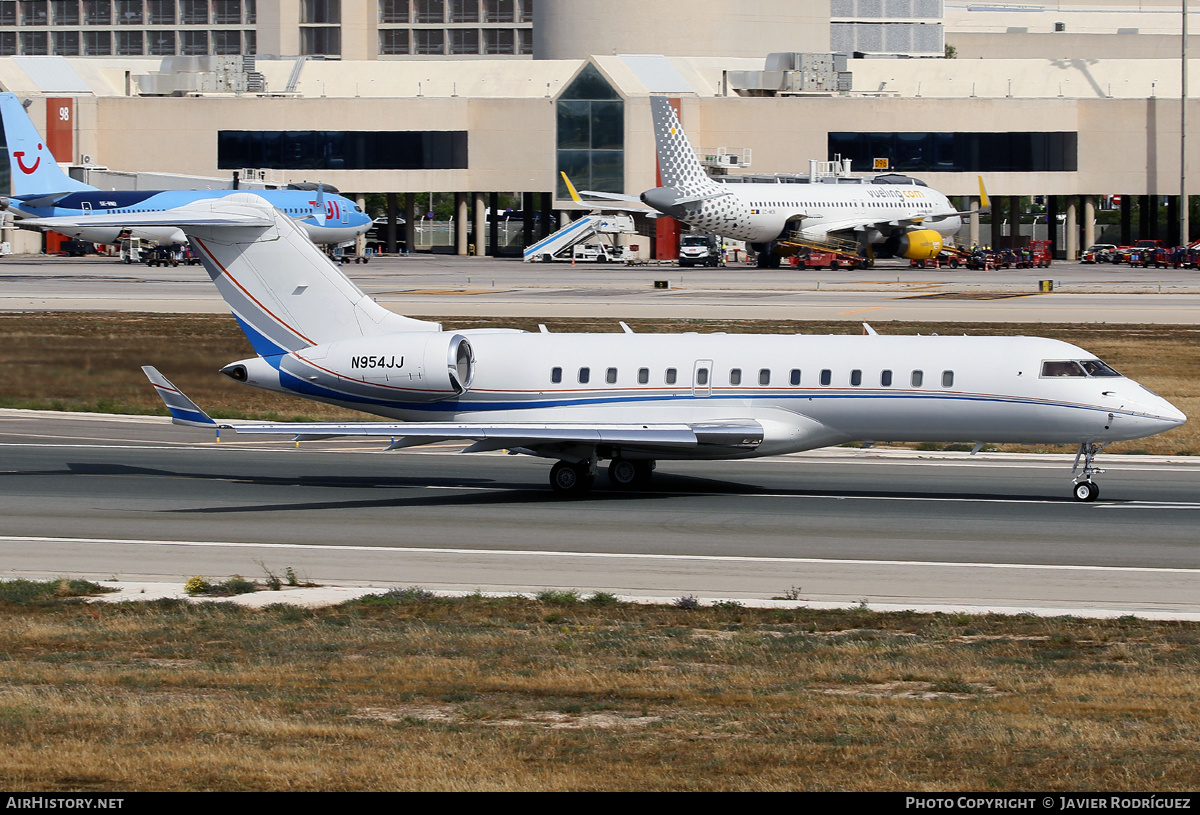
[24,193,1184,503]
[638,96,971,267]
[0,92,370,247]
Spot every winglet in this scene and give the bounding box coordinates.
[141,366,217,427]
[560,172,584,204]
[978,176,991,213]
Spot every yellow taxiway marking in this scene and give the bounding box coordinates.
[837,307,887,316]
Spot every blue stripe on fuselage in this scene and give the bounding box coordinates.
[270,372,1134,422]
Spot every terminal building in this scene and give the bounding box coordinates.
[0,0,1196,258]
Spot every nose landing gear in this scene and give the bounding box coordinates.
[1070,442,1109,502]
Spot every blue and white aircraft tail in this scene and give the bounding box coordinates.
[0,93,93,203]
[0,92,370,247]
[43,193,1184,501]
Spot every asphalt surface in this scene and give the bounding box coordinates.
[4,253,1200,323]
[3,411,1200,618]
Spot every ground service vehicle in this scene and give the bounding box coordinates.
[679,234,720,267]
[1027,240,1052,268]
[1081,244,1117,263]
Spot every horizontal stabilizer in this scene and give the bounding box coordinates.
[142,366,216,427]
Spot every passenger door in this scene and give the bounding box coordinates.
[692,359,712,397]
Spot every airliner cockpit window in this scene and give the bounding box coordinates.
[1041,361,1086,378]
[1080,360,1122,377]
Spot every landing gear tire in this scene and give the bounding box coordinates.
[608,458,639,489]
[550,460,593,497]
[1072,480,1099,502]
[607,458,655,490]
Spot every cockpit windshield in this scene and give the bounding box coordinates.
[1041,360,1123,378]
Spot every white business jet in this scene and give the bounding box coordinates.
[26,193,1183,501]
[635,96,972,267]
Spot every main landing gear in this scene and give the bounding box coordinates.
[549,457,655,496]
[1070,442,1109,502]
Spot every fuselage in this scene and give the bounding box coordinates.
[231,332,1184,459]
[642,176,961,246]
[9,188,370,246]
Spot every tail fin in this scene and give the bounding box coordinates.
[0,93,93,199]
[649,96,722,196]
[177,194,439,356]
[977,176,992,214]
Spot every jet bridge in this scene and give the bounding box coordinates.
[523,214,636,263]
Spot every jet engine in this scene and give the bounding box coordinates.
[277,332,476,402]
[894,229,944,260]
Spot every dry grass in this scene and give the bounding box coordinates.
[2,592,1200,791]
[0,312,1196,454]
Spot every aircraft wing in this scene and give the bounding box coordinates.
[143,367,764,453]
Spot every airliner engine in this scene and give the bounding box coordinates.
[223,333,476,402]
[895,229,944,260]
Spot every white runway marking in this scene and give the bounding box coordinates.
[3,535,1199,575]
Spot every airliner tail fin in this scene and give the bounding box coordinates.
[0,93,94,199]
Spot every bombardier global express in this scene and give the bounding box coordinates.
[26,189,1184,501]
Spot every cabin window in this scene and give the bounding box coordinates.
[820,369,832,386]
[696,368,709,386]
[881,369,893,386]
[637,367,649,384]
[1081,360,1121,377]
[665,367,677,385]
[759,369,770,386]
[579,367,590,384]
[1041,360,1086,378]
[911,370,924,387]
[729,368,742,386]
[790,369,801,386]
[942,370,954,388]
[551,366,562,384]
[850,369,862,386]
[606,367,617,384]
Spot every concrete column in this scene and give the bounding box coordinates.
[521,192,534,248]
[404,193,417,255]
[355,194,366,258]
[969,197,980,248]
[474,192,486,257]
[385,193,398,254]
[456,192,468,256]
[1065,198,1077,260]
[1046,195,1059,255]
[1083,196,1096,250]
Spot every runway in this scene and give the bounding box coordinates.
[3,411,1200,618]
[4,253,1200,323]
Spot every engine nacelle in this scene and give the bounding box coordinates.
[895,229,944,260]
[279,332,475,402]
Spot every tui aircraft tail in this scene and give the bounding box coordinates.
[0,93,94,200]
